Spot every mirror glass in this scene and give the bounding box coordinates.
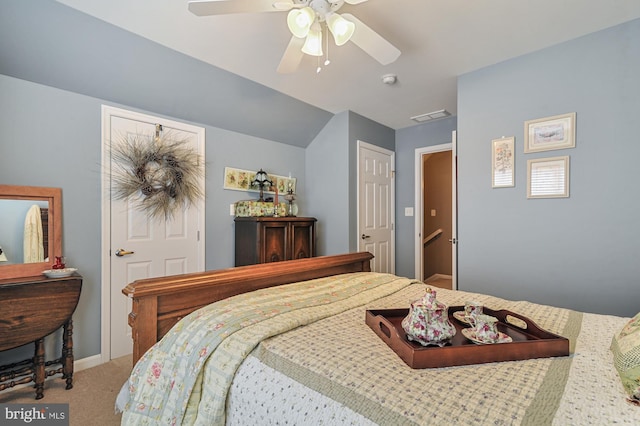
[0,199,50,264]
[0,185,62,279]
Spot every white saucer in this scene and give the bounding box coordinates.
[453,311,472,324]
[462,328,512,345]
[43,268,77,278]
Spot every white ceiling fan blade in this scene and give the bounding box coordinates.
[342,13,400,65]
[344,0,369,4]
[188,0,292,16]
[277,36,305,74]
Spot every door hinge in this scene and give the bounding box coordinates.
[197,231,200,241]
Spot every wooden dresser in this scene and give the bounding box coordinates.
[234,217,317,266]
[0,274,82,399]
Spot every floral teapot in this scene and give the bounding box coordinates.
[401,287,456,347]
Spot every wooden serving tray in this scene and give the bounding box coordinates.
[365,306,569,368]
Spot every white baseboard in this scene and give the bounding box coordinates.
[74,354,103,372]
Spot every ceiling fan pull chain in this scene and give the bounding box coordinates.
[324,25,331,66]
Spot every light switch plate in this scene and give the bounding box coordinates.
[405,207,414,217]
[230,204,235,216]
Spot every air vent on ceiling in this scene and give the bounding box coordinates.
[410,109,451,123]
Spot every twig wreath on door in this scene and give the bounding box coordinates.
[111,133,204,219]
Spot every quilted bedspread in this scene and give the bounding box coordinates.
[251,285,582,425]
[235,285,639,425]
[118,272,416,425]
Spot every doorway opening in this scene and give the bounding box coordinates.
[414,139,456,290]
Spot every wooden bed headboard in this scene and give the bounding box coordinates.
[122,252,373,363]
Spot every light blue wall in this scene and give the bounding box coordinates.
[0,75,104,363]
[394,117,457,278]
[202,127,306,269]
[0,74,305,362]
[305,112,350,255]
[457,19,640,317]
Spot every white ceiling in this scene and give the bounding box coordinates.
[56,0,640,130]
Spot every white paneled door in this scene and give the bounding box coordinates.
[102,106,205,360]
[357,141,395,273]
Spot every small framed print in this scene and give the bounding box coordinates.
[524,112,576,153]
[527,156,570,199]
[492,137,515,188]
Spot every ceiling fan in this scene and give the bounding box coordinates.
[188,0,401,73]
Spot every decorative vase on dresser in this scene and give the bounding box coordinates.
[234,217,317,266]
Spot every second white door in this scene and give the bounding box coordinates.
[357,141,395,274]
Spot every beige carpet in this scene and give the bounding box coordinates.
[0,355,132,426]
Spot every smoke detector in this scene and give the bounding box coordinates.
[382,74,397,85]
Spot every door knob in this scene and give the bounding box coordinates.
[115,248,135,257]
[361,234,371,240]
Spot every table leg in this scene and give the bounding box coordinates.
[62,320,74,390]
[33,338,45,399]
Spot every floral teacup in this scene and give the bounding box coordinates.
[464,300,483,325]
[474,314,500,343]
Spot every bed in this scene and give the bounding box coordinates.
[117,252,640,425]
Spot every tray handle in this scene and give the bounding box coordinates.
[491,308,565,340]
[505,314,528,330]
[373,314,403,345]
[379,319,392,338]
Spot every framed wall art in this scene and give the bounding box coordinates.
[524,112,576,153]
[223,167,296,194]
[527,156,570,199]
[491,136,515,188]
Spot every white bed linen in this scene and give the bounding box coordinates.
[227,356,376,426]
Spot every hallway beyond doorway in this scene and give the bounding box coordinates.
[424,275,453,290]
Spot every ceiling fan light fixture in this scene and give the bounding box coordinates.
[287,7,315,38]
[327,13,355,46]
[301,24,323,56]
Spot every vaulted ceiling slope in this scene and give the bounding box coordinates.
[54,0,640,131]
[0,1,333,148]
[3,1,640,147]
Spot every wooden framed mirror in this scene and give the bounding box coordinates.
[0,185,62,279]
